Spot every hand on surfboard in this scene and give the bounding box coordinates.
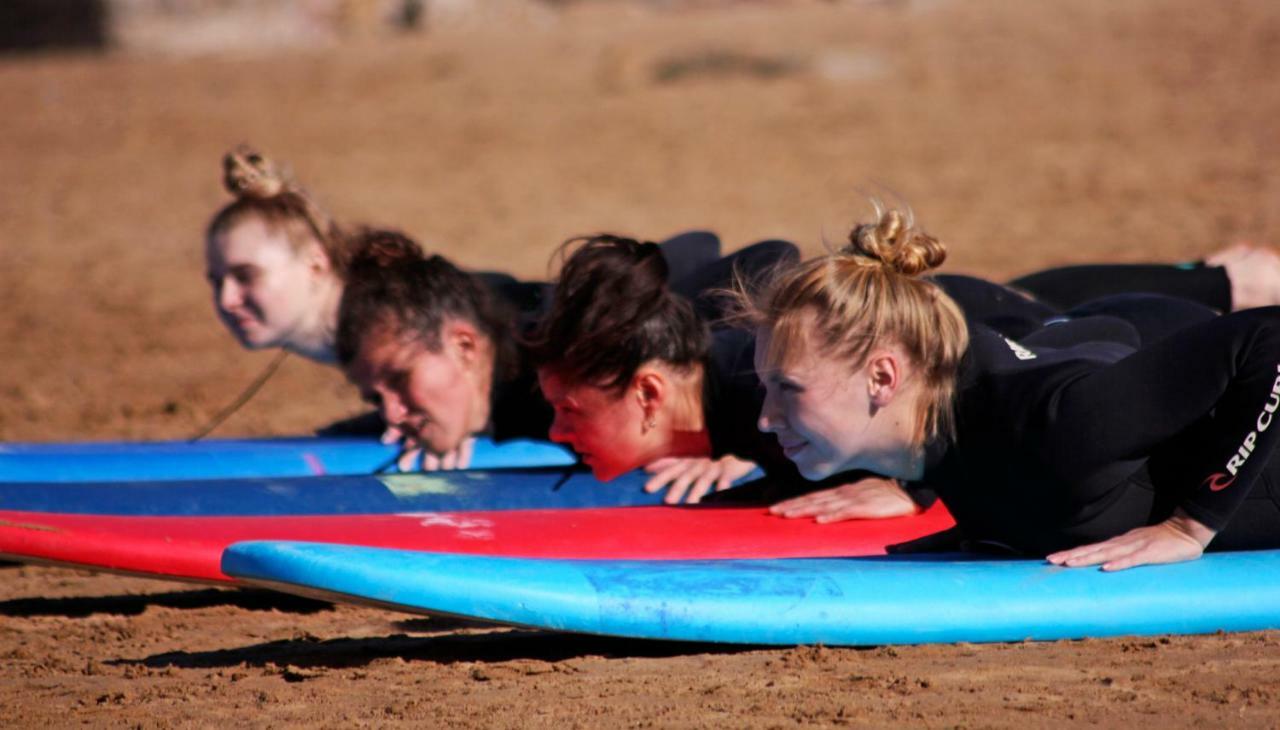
[643,455,759,504]
[769,477,918,523]
[1046,510,1216,571]
[382,426,475,472]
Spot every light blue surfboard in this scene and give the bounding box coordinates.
[0,436,573,482]
[222,542,1280,645]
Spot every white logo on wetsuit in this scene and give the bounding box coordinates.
[1203,364,1280,492]
[1002,337,1037,361]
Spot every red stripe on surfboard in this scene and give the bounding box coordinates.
[0,504,954,583]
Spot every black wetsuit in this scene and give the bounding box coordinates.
[1009,262,1232,313]
[919,309,1280,555]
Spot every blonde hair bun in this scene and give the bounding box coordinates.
[222,145,290,200]
[845,205,947,277]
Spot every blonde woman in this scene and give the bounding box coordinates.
[744,205,1280,570]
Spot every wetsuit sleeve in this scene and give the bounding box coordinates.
[1033,307,1280,531]
[1009,263,1231,313]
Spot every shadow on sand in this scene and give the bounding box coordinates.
[116,628,754,671]
[0,588,334,618]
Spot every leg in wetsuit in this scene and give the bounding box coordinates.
[1009,262,1232,313]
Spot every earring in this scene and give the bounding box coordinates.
[643,418,657,432]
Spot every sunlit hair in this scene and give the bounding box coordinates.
[526,234,710,392]
[205,145,355,277]
[736,202,969,443]
[335,229,514,374]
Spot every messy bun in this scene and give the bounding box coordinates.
[206,145,353,277]
[527,234,709,391]
[843,205,947,276]
[222,146,289,199]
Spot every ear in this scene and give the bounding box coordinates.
[631,367,667,423]
[442,319,484,365]
[865,351,903,408]
[306,241,332,274]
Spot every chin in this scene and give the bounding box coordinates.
[795,460,835,482]
[589,461,630,482]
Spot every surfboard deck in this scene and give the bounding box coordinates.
[0,436,573,482]
[0,467,671,516]
[0,503,954,583]
[222,542,1280,646]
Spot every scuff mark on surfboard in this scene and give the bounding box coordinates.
[402,512,495,540]
[378,475,460,497]
[0,519,61,532]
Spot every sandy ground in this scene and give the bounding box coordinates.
[3,0,1280,725]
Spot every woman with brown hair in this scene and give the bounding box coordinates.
[744,204,1280,569]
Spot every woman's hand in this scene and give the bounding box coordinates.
[770,477,918,523]
[643,455,759,504]
[1046,510,1216,571]
[382,426,475,472]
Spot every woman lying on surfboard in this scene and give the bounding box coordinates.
[739,203,1280,570]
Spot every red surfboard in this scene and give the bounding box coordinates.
[0,504,954,584]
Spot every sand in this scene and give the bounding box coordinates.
[3,0,1280,725]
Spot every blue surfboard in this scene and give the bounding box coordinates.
[222,542,1280,645]
[0,436,574,482]
[0,467,664,517]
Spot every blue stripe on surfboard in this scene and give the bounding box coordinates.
[222,542,1280,646]
[0,467,662,516]
[0,437,574,482]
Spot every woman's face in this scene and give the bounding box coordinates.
[206,217,329,351]
[346,322,491,456]
[539,370,654,481]
[754,323,877,481]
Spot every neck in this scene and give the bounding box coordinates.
[662,363,712,458]
[854,386,928,481]
[285,278,343,365]
[859,442,926,482]
[470,339,499,433]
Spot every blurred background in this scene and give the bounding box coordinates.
[1,0,1277,441]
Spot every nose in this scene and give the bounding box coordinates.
[217,276,242,312]
[757,389,781,434]
[379,389,408,427]
[547,413,572,444]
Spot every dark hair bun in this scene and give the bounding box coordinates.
[556,234,668,302]
[347,229,426,270]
